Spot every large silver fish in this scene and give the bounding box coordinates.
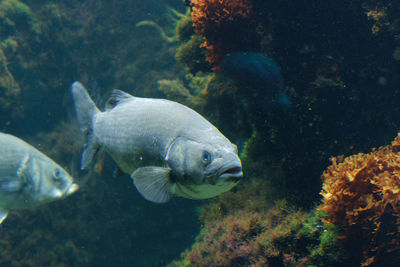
[0,133,78,223]
[71,81,242,203]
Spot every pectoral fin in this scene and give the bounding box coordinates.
[131,166,172,203]
[0,208,8,224]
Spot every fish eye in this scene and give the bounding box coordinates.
[53,168,61,179]
[201,151,211,165]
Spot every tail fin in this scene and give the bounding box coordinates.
[71,81,100,170]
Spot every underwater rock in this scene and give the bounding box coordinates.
[0,49,21,112]
[168,200,344,267]
[0,0,36,126]
[175,34,209,74]
[174,9,210,74]
[190,0,259,67]
[319,133,400,266]
[0,0,37,38]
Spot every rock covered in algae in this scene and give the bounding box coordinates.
[0,1,198,266]
[174,9,209,74]
[319,133,400,266]
[168,199,344,267]
[0,0,37,124]
[179,0,400,209]
[190,0,259,67]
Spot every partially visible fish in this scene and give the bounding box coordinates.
[0,133,78,223]
[71,81,243,203]
[220,51,291,106]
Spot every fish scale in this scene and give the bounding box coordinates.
[95,98,220,158]
[0,132,78,223]
[72,81,243,203]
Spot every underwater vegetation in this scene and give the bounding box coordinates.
[168,200,345,267]
[163,1,400,266]
[0,124,201,267]
[190,0,259,67]
[168,130,400,266]
[175,0,400,208]
[0,0,197,266]
[0,0,38,124]
[0,0,400,266]
[319,133,400,266]
[174,9,210,75]
[0,0,183,134]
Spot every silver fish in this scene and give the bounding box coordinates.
[0,133,78,223]
[71,81,242,203]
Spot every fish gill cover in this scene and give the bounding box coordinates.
[0,0,400,266]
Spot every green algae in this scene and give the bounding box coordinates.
[1,0,400,266]
[176,9,193,43]
[169,201,345,266]
[0,1,193,266]
[135,7,187,43]
[0,0,39,38]
[175,34,209,74]
[0,0,37,122]
[174,9,209,74]
[0,48,22,123]
[0,48,19,98]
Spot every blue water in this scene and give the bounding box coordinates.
[0,0,399,266]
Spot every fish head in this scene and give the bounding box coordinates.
[166,137,242,199]
[24,156,79,204]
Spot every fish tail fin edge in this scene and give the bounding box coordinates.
[71,81,100,170]
[0,208,8,224]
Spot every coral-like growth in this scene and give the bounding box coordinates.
[190,0,258,67]
[319,134,400,266]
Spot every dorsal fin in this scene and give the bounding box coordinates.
[105,89,134,110]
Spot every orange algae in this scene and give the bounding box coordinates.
[191,0,256,67]
[319,134,400,266]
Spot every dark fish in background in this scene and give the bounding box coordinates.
[220,51,291,106]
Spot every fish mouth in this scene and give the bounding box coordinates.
[219,165,243,182]
[65,183,79,195]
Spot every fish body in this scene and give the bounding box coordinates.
[71,81,242,203]
[220,51,291,106]
[0,133,78,223]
